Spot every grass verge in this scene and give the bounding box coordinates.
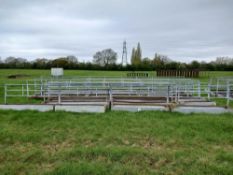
[0,110,232,174]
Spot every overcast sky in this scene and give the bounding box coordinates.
[0,0,233,63]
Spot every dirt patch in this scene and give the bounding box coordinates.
[7,74,30,79]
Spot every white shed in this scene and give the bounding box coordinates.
[51,68,64,77]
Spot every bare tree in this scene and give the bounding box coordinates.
[215,57,233,65]
[4,56,27,67]
[93,49,117,66]
[66,55,78,64]
[34,58,49,68]
[152,53,171,65]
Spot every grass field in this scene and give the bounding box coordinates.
[1,69,233,106]
[0,110,232,175]
[0,69,233,174]
[1,69,233,82]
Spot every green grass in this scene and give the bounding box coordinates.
[0,69,155,104]
[0,69,153,101]
[0,69,156,81]
[0,69,233,174]
[0,69,233,105]
[199,71,233,83]
[0,69,233,82]
[213,98,233,109]
[0,110,232,175]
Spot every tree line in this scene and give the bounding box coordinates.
[1,44,233,71]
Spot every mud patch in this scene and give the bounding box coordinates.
[7,74,30,79]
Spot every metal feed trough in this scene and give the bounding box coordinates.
[3,77,233,107]
[209,77,233,97]
[208,77,233,106]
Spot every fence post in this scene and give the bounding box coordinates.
[177,86,180,102]
[22,84,24,96]
[109,85,113,108]
[4,84,7,104]
[175,85,178,103]
[34,80,36,94]
[58,94,61,104]
[43,84,46,103]
[208,83,211,101]
[216,79,219,97]
[152,76,154,94]
[26,81,29,97]
[40,81,43,96]
[226,83,230,108]
[58,83,61,104]
[167,85,170,104]
[198,81,201,98]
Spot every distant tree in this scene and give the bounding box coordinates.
[0,57,3,68]
[179,63,187,70]
[2,53,233,71]
[142,57,151,64]
[34,58,49,69]
[4,56,17,64]
[189,60,200,69]
[4,56,28,68]
[135,42,142,62]
[66,55,78,64]
[52,57,69,68]
[141,57,152,70]
[152,53,171,69]
[131,42,142,66]
[131,48,136,65]
[215,57,233,65]
[93,49,117,66]
[160,55,171,64]
[165,61,180,70]
[152,53,162,67]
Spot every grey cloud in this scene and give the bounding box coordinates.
[0,0,233,62]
